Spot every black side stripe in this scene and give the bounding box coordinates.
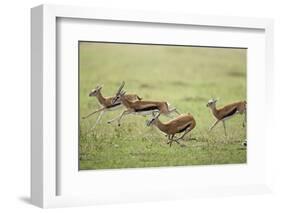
[222,107,237,119]
[178,123,192,133]
[135,106,159,112]
[106,102,121,109]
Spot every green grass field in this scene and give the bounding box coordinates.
[79,42,247,170]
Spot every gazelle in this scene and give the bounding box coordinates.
[107,82,180,126]
[82,85,141,129]
[206,98,247,136]
[146,113,196,147]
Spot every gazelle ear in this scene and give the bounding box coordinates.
[210,97,217,103]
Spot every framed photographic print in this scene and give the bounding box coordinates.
[31,4,274,208]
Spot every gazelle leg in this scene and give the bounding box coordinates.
[117,110,131,126]
[166,135,170,142]
[82,107,105,119]
[174,140,180,145]
[163,108,179,118]
[166,135,171,145]
[168,107,180,115]
[107,110,129,124]
[209,120,220,131]
[167,135,174,146]
[175,109,181,115]
[169,135,175,147]
[169,134,182,145]
[176,128,191,141]
[107,114,120,124]
[91,111,104,129]
[223,121,227,136]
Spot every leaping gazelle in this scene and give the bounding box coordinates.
[82,85,141,129]
[146,112,196,147]
[206,98,247,136]
[107,82,180,126]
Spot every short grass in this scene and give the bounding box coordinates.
[79,42,247,170]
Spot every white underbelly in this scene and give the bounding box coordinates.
[106,104,123,111]
[133,109,159,116]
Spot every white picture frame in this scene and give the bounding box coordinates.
[31,4,274,208]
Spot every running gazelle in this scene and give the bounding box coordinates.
[82,85,141,128]
[107,82,180,126]
[146,112,196,147]
[206,98,247,136]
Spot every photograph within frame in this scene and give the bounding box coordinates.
[79,41,247,170]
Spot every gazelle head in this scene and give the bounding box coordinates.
[89,85,102,97]
[206,98,218,108]
[146,112,160,126]
[112,81,126,104]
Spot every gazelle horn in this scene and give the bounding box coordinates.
[116,81,125,95]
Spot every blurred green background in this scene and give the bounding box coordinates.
[79,42,247,170]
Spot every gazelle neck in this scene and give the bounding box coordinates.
[95,90,106,105]
[154,118,168,133]
[120,96,131,108]
[210,104,219,118]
